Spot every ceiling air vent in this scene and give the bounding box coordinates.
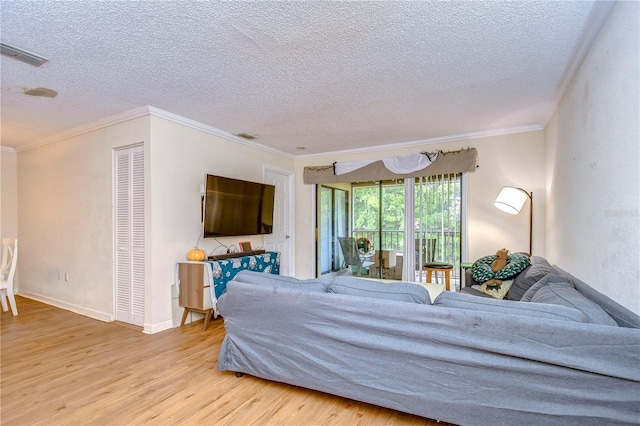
[1,42,48,67]
[236,133,257,140]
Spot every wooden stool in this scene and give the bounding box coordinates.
[424,264,453,291]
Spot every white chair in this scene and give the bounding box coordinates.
[0,238,18,316]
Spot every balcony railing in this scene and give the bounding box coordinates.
[352,230,461,273]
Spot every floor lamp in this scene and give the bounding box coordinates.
[493,187,533,255]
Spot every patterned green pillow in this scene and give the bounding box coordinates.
[472,253,530,283]
[475,280,513,299]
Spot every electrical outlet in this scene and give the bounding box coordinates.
[65,272,69,282]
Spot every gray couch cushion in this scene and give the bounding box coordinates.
[234,270,329,292]
[460,287,494,298]
[507,256,555,301]
[520,274,572,302]
[328,276,430,304]
[434,291,588,323]
[529,281,618,326]
[553,265,640,328]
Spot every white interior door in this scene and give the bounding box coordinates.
[114,144,145,326]
[263,168,293,276]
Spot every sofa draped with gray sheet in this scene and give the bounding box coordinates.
[216,258,640,425]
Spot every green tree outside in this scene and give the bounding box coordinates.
[352,176,461,267]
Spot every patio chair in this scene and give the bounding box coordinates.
[338,237,374,277]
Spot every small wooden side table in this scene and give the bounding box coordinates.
[424,264,453,291]
[461,262,473,289]
[177,262,214,331]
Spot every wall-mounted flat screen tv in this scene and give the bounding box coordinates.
[203,174,275,237]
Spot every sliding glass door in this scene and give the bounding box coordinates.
[352,180,405,279]
[316,174,462,285]
[317,185,349,276]
[415,173,462,282]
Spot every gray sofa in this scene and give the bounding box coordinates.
[216,259,640,425]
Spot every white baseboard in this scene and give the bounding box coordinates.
[143,319,173,334]
[17,290,114,322]
[18,291,175,334]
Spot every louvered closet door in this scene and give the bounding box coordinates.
[114,144,145,326]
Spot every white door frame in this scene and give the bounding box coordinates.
[264,166,294,277]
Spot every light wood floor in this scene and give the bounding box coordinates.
[1,296,447,425]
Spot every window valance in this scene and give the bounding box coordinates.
[303,148,478,184]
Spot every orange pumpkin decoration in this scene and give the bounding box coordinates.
[187,248,206,261]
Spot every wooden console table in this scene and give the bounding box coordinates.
[177,262,214,331]
[176,251,280,331]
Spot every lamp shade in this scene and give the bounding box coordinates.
[494,187,528,214]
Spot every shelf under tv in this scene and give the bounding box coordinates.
[208,250,266,261]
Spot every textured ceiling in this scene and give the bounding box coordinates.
[0,1,608,156]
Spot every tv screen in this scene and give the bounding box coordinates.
[203,174,275,237]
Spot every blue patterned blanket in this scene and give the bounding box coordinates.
[209,251,280,299]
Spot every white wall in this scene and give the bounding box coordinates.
[14,111,295,330]
[17,116,150,321]
[148,115,294,328]
[1,148,19,289]
[293,130,546,279]
[1,148,19,240]
[545,1,639,314]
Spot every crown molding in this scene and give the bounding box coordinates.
[294,125,543,160]
[12,105,542,160]
[14,105,295,160]
[147,107,294,160]
[14,106,152,152]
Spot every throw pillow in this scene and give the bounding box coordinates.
[433,292,588,323]
[530,282,618,326]
[494,253,530,280]
[328,276,430,304]
[471,255,497,283]
[472,280,513,299]
[471,253,530,283]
